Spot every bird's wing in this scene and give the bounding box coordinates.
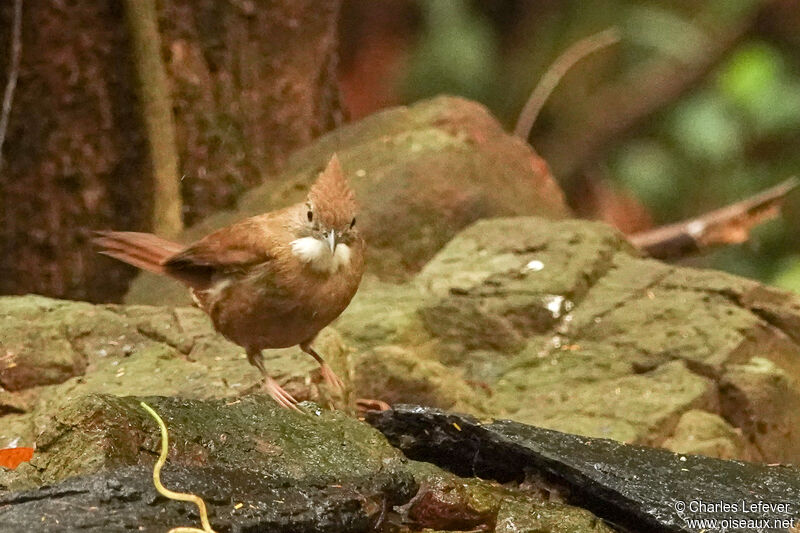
[164,217,277,288]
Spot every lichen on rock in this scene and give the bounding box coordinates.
[339,216,800,461]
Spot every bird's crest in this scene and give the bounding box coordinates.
[308,154,357,228]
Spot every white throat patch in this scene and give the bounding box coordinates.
[290,237,351,274]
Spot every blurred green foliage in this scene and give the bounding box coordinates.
[394,0,800,291]
[403,2,499,103]
[772,254,800,292]
[720,42,800,134]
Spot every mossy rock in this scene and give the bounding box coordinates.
[720,357,800,463]
[0,395,614,532]
[341,217,800,461]
[350,345,487,413]
[0,394,419,531]
[0,394,414,492]
[0,295,349,447]
[662,409,750,460]
[404,461,614,533]
[6,216,800,466]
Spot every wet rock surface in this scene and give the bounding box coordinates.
[0,395,411,492]
[0,395,417,532]
[0,465,386,533]
[0,395,610,533]
[369,405,800,533]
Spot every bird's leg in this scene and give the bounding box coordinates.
[246,348,299,411]
[300,341,345,391]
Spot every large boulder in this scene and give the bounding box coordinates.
[341,217,800,463]
[125,96,568,305]
[369,405,800,533]
[0,395,610,532]
[1,394,414,493]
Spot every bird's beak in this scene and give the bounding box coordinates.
[325,231,336,253]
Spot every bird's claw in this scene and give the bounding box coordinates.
[264,376,300,411]
[320,363,345,391]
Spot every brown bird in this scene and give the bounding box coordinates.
[94,155,364,409]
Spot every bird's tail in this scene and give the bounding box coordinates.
[93,231,185,275]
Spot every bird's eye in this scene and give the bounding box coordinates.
[307,210,313,222]
[350,217,356,229]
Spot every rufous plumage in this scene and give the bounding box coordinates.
[94,155,364,409]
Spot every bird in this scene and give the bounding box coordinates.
[94,154,364,409]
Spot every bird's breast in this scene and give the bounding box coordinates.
[203,249,363,350]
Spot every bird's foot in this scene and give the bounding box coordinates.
[263,376,300,411]
[319,363,345,391]
[356,398,391,414]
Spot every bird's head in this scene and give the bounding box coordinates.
[290,154,359,274]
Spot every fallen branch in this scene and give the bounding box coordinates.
[140,401,217,533]
[0,0,23,173]
[514,28,620,141]
[630,178,798,260]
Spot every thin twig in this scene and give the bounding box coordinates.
[630,178,799,260]
[514,28,620,140]
[140,401,217,533]
[0,0,23,173]
[537,7,757,181]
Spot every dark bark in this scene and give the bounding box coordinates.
[159,0,343,225]
[0,1,147,302]
[0,0,342,302]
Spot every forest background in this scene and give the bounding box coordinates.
[1,0,799,301]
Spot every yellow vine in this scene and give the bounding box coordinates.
[140,401,217,533]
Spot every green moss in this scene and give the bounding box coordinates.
[2,394,415,493]
[663,409,749,460]
[334,278,431,350]
[0,296,350,447]
[494,356,714,443]
[495,499,616,533]
[351,345,488,414]
[720,358,800,463]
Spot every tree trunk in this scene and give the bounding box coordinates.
[124,0,183,238]
[160,0,343,225]
[0,0,342,302]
